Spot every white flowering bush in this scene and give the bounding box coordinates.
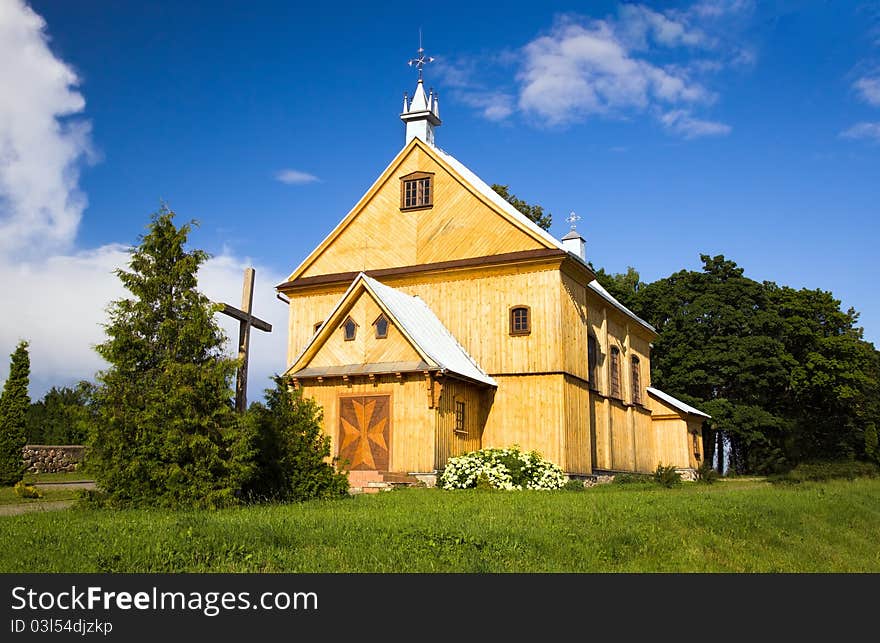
[439,446,566,490]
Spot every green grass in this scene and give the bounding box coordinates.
[1,478,879,572]
[0,486,79,505]
[22,471,93,484]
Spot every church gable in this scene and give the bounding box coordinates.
[306,292,424,370]
[291,138,552,281]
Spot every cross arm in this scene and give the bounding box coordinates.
[220,303,272,332]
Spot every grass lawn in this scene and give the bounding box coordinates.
[1,478,878,572]
[0,486,79,506]
[22,470,94,484]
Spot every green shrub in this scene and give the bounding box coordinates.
[696,462,719,484]
[653,464,682,488]
[562,478,585,492]
[240,377,349,503]
[770,460,880,484]
[13,481,42,499]
[440,446,566,490]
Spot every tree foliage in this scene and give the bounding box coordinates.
[88,207,247,508]
[490,184,552,230]
[600,254,880,474]
[241,377,348,502]
[0,341,31,485]
[27,381,96,445]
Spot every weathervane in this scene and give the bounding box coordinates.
[566,210,582,231]
[407,29,434,80]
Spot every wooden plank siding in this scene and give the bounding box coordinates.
[563,375,592,474]
[299,144,545,279]
[481,374,564,468]
[300,375,435,473]
[306,294,421,368]
[434,378,487,470]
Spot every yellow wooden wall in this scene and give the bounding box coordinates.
[481,374,564,468]
[299,144,545,279]
[563,375,592,474]
[435,379,486,470]
[300,375,435,473]
[306,293,420,368]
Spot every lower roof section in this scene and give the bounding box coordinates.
[290,360,432,379]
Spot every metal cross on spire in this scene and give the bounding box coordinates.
[407,30,434,80]
[566,210,582,231]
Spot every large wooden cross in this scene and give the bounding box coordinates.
[219,268,272,412]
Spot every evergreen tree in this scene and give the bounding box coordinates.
[0,341,31,485]
[89,207,247,507]
[242,377,349,502]
[27,381,96,445]
[491,184,552,230]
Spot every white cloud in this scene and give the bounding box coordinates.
[457,91,516,121]
[433,56,517,122]
[0,0,96,258]
[660,109,731,138]
[617,4,708,49]
[0,246,291,406]
[854,76,880,107]
[0,3,289,405]
[840,121,880,142]
[275,169,319,185]
[517,19,712,126]
[689,0,754,19]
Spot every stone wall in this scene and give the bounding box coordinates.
[22,445,85,474]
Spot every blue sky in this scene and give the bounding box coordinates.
[1,0,878,401]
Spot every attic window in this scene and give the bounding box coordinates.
[509,306,531,336]
[374,313,389,339]
[400,172,433,210]
[342,316,358,341]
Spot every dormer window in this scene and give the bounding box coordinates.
[342,316,358,341]
[400,172,433,210]
[373,313,389,339]
[313,321,322,334]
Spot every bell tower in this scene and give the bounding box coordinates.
[400,42,441,145]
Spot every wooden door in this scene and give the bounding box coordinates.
[338,395,391,471]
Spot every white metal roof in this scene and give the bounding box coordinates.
[361,274,496,387]
[647,387,711,418]
[289,272,496,387]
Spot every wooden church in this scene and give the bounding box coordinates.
[276,56,709,488]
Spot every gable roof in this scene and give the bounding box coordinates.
[647,387,711,418]
[287,272,496,387]
[282,136,655,335]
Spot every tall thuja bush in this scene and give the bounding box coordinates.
[89,207,248,508]
[0,341,31,485]
[241,377,348,502]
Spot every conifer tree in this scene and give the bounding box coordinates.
[89,206,247,507]
[0,341,31,485]
[242,377,348,502]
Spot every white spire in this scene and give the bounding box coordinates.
[401,42,441,145]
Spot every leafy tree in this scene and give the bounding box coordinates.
[608,254,880,474]
[490,184,552,230]
[632,255,794,474]
[88,207,248,508]
[0,341,31,485]
[241,377,348,502]
[593,266,643,310]
[27,381,97,445]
